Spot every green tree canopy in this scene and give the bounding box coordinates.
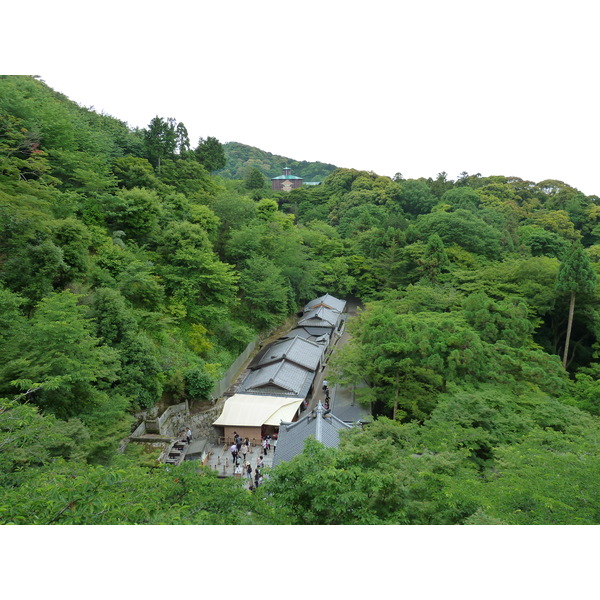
[0,291,120,418]
[194,136,226,173]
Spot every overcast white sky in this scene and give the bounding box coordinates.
[5,0,600,195]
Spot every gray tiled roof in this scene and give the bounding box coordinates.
[272,403,352,467]
[298,306,341,329]
[279,327,331,346]
[239,360,315,399]
[253,336,324,371]
[304,294,346,313]
[301,326,333,339]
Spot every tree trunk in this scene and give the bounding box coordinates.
[393,371,399,421]
[562,291,576,369]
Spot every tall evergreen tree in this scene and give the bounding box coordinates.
[143,116,178,172]
[417,233,450,283]
[555,243,597,368]
[194,136,226,173]
[175,122,191,155]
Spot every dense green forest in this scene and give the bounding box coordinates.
[1,75,598,525]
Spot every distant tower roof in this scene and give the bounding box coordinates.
[272,167,302,180]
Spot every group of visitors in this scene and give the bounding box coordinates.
[251,465,263,490]
[262,434,277,454]
[322,380,331,410]
[228,432,281,492]
[230,432,250,466]
[299,378,335,414]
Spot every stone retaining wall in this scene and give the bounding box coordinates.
[158,402,189,437]
[210,339,259,400]
[189,402,224,444]
[131,420,146,437]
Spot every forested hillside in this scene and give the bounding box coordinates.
[218,141,338,182]
[1,75,598,525]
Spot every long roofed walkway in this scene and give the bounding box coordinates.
[186,300,365,484]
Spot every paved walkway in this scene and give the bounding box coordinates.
[199,440,274,487]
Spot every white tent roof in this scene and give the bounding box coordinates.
[212,394,303,427]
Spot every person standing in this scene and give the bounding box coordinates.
[241,442,248,462]
[246,463,253,480]
[230,443,238,465]
[262,437,268,454]
[186,428,192,444]
[322,379,328,392]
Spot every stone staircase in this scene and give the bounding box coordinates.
[164,439,188,466]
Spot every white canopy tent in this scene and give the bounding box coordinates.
[213,394,303,427]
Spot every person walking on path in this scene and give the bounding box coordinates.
[262,438,268,455]
[246,463,253,480]
[322,379,328,392]
[230,443,238,465]
[241,442,248,462]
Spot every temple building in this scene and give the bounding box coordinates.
[272,167,303,191]
[212,292,347,445]
[272,402,352,467]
